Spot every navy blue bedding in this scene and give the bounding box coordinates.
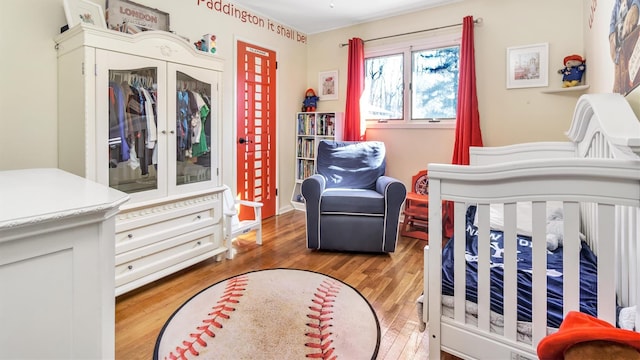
[441,206,598,328]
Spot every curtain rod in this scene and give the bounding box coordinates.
[339,17,482,47]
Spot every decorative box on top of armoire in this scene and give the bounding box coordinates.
[0,168,128,359]
[54,23,227,296]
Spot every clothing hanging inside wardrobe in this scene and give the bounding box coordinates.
[175,78,212,164]
[108,68,158,175]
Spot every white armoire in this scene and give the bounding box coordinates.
[55,24,227,296]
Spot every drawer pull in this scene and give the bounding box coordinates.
[127,265,133,270]
[196,215,202,220]
[197,241,202,246]
[127,234,133,239]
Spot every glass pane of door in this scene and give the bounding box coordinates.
[175,71,212,186]
[108,67,159,194]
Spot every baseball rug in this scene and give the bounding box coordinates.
[154,268,380,359]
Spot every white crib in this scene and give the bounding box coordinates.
[423,93,640,359]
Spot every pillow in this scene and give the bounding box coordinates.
[316,140,386,190]
[473,201,563,235]
[473,201,565,250]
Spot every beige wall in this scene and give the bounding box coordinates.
[0,0,627,213]
[0,0,307,214]
[306,0,588,187]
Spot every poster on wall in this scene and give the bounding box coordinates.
[506,43,549,89]
[106,0,170,33]
[318,70,338,100]
[609,0,640,95]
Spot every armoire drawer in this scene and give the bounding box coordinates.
[115,225,222,287]
[115,198,221,255]
[115,209,215,255]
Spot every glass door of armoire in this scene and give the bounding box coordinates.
[96,50,168,203]
[166,63,220,195]
[96,51,219,203]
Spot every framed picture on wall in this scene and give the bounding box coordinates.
[63,0,107,28]
[318,70,338,100]
[506,43,549,89]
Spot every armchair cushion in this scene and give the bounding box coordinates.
[320,188,384,214]
[316,140,386,190]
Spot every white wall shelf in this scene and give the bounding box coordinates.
[541,84,589,94]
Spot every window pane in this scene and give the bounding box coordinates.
[363,54,403,120]
[412,46,459,120]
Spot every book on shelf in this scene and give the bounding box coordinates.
[296,159,315,180]
[297,113,315,135]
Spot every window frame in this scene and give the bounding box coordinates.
[364,32,461,129]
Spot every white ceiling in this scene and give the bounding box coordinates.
[230,0,462,34]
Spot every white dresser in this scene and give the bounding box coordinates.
[0,168,128,359]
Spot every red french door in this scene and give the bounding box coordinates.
[236,41,277,219]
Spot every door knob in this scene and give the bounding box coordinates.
[238,137,253,144]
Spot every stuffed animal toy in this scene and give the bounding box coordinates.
[558,55,586,88]
[194,34,217,54]
[546,207,564,251]
[537,311,640,360]
[302,88,319,112]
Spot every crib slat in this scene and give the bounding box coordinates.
[453,202,467,323]
[502,202,518,341]
[597,204,617,325]
[423,245,429,326]
[477,203,491,331]
[618,205,639,308]
[634,207,640,332]
[562,202,581,316]
[531,201,547,346]
[617,206,629,306]
[427,179,443,360]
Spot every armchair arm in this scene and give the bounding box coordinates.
[376,175,407,252]
[238,200,263,224]
[376,176,406,200]
[237,199,264,208]
[301,174,326,204]
[224,200,262,218]
[301,174,326,249]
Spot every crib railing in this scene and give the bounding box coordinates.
[580,127,640,329]
[424,94,640,360]
[425,158,640,360]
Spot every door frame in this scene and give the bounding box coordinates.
[231,36,280,215]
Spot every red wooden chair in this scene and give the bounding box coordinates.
[401,170,429,241]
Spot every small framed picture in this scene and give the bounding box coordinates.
[506,43,549,89]
[318,70,338,100]
[63,0,107,28]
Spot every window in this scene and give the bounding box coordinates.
[363,35,460,126]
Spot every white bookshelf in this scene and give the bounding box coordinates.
[291,112,343,210]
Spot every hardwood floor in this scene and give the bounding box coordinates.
[115,210,431,359]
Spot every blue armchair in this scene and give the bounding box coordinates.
[301,140,407,252]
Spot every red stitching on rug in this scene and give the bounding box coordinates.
[163,275,249,360]
[305,279,341,359]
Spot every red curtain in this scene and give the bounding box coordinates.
[343,37,365,141]
[444,16,483,238]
